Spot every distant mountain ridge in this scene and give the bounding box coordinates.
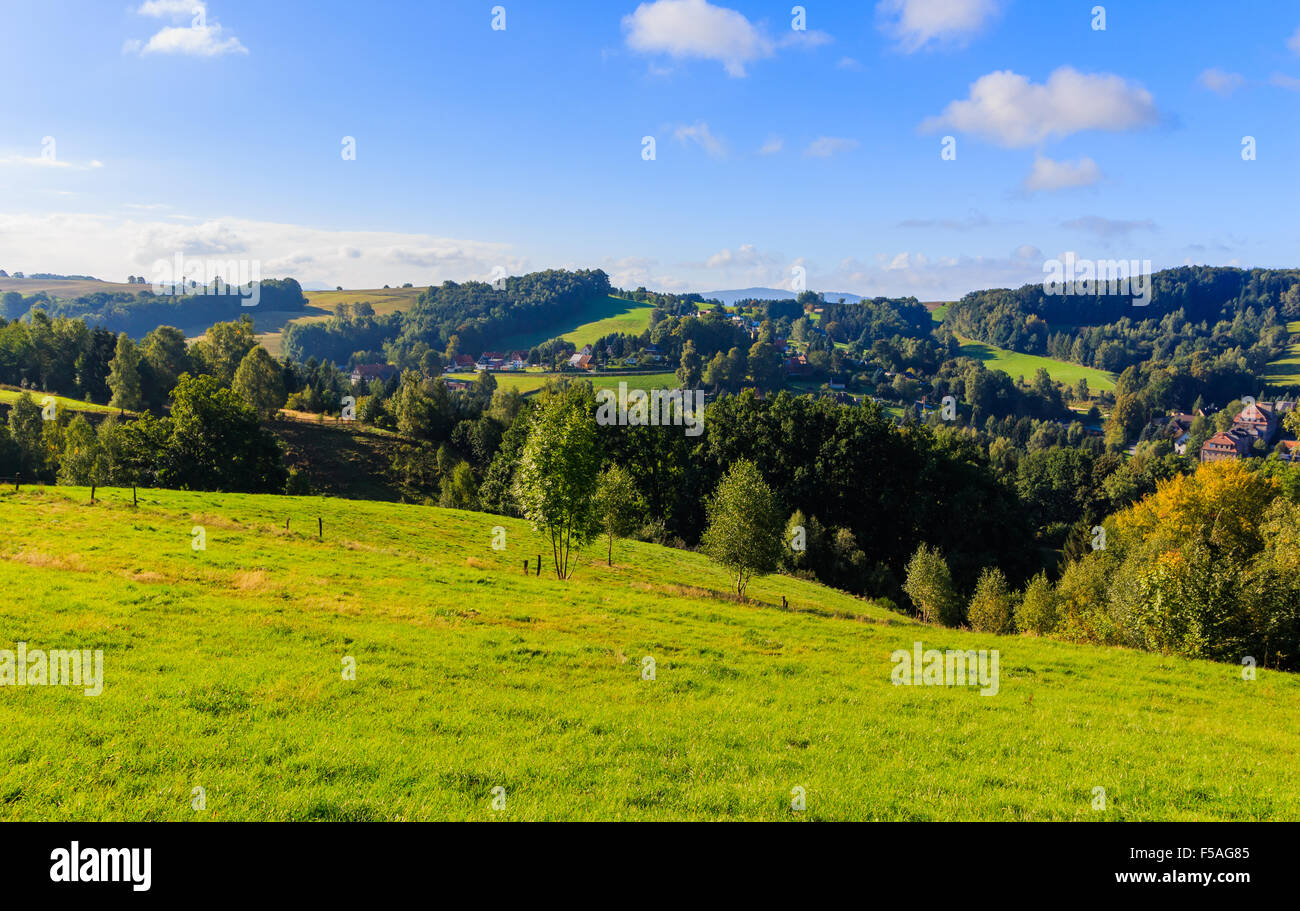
[702,287,864,306]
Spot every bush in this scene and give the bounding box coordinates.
[1015,573,1060,635]
[968,567,1015,634]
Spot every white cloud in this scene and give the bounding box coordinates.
[622,0,829,77]
[876,0,1002,53]
[1023,155,1103,194]
[1198,68,1245,96]
[0,212,521,289]
[127,1,247,57]
[1268,72,1300,91]
[137,26,247,56]
[672,121,727,158]
[922,67,1159,147]
[803,136,859,158]
[837,56,863,70]
[757,136,784,155]
[1288,25,1300,54]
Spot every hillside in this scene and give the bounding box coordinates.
[1,485,1296,821]
[1263,320,1300,387]
[957,336,1118,391]
[492,295,655,352]
[0,387,120,416]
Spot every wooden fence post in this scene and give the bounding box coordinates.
[536,555,542,577]
[318,517,323,539]
[132,486,138,508]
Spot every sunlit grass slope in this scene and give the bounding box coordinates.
[0,486,1296,821]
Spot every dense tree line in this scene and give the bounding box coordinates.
[3,279,307,337]
[946,266,1296,376]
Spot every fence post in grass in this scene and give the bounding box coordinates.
[132,486,137,508]
[90,484,96,503]
[536,555,542,577]
[286,518,290,532]
[782,596,788,610]
[14,474,19,491]
[318,517,323,539]
[523,559,529,575]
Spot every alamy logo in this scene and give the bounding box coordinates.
[50,842,151,892]
[150,253,262,307]
[595,382,706,437]
[1042,253,1152,307]
[891,641,999,696]
[0,643,103,696]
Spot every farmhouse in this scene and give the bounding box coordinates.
[1199,400,1295,463]
[349,363,398,385]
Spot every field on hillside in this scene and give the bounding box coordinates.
[490,371,679,396]
[494,296,655,351]
[301,287,423,316]
[958,336,1117,391]
[2,486,1297,821]
[0,387,118,416]
[0,277,134,298]
[1263,321,1300,387]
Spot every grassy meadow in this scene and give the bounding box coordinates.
[1,486,1297,821]
[489,371,679,396]
[494,296,655,351]
[958,336,1117,392]
[1263,320,1300,387]
[0,387,120,416]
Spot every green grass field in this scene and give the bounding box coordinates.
[958,337,1117,392]
[489,371,679,396]
[0,388,119,416]
[494,296,655,352]
[2,486,1297,821]
[1263,321,1300,387]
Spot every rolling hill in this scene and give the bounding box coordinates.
[1263,320,1300,388]
[957,337,1118,392]
[1,485,1296,821]
[491,296,655,352]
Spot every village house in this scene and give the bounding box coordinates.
[449,354,476,372]
[1199,400,1295,463]
[1162,412,1198,455]
[349,363,398,385]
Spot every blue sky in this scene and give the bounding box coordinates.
[2,0,1298,299]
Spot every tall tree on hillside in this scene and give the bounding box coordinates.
[142,326,192,393]
[232,346,287,420]
[513,385,601,579]
[57,414,108,487]
[593,464,644,565]
[676,340,703,388]
[701,459,782,597]
[193,316,258,385]
[903,544,960,626]
[8,392,47,478]
[107,332,144,414]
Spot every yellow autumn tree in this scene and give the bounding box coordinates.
[1114,459,1278,564]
